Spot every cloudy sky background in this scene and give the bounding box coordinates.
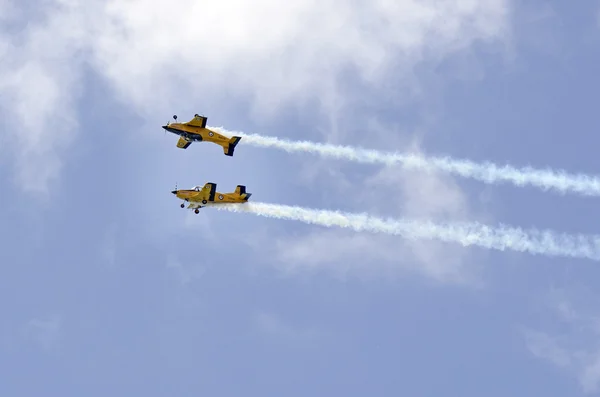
[2,0,600,395]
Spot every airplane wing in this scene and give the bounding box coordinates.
[201,182,217,201]
[184,114,207,128]
[176,136,192,149]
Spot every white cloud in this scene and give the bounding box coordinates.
[90,0,511,112]
[524,330,574,368]
[0,1,87,193]
[1,0,508,284]
[265,139,488,285]
[0,0,512,193]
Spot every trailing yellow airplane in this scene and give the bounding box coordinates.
[171,182,252,214]
[162,114,242,156]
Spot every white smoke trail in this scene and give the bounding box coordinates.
[209,202,600,261]
[211,127,600,197]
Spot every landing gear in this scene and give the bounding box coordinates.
[180,203,185,208]
[194,209,199,214]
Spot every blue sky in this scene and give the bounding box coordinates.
[3,0,600,395]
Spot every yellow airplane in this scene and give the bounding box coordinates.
[162,114,242,156]
[171,182,252,214]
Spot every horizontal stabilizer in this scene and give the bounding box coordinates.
[176,136,192,149]
[224,136,242,156]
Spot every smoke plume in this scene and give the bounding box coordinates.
[210,127,600,197]
[208,202,600,262]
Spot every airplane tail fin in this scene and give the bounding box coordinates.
[224,136,242,156]
[235,185,251,201]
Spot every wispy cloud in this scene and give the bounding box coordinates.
[0,0,17,22]
[24,314,61,352]
[166,256,207,286]
[0,0,512,194]
[254,311,322,343]
[0,1,87,192]
[261,156,484,284]
[524,288,600,393]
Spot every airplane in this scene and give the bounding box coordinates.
[162,114,242,156]
[171,182,252,214]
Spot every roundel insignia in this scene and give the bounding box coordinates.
[218,194,224,200]
[209,132,214,136]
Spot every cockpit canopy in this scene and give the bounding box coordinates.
[192,185,202,191]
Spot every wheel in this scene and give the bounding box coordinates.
[195,209,199,214]
[202,200,207,204]
[180,203,185,208]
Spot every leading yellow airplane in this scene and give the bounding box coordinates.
[171,182,252,214]
[162,114,242,156]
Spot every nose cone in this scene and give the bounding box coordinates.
[162,125,168,130]
[171,190,177,195]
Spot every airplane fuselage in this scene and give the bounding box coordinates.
[163,126,204,142]
[163,124,231,144]
[162,115,241,155]
[174,190,250,203]
[171,184,252,213]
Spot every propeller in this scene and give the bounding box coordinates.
[165,115,177,135]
